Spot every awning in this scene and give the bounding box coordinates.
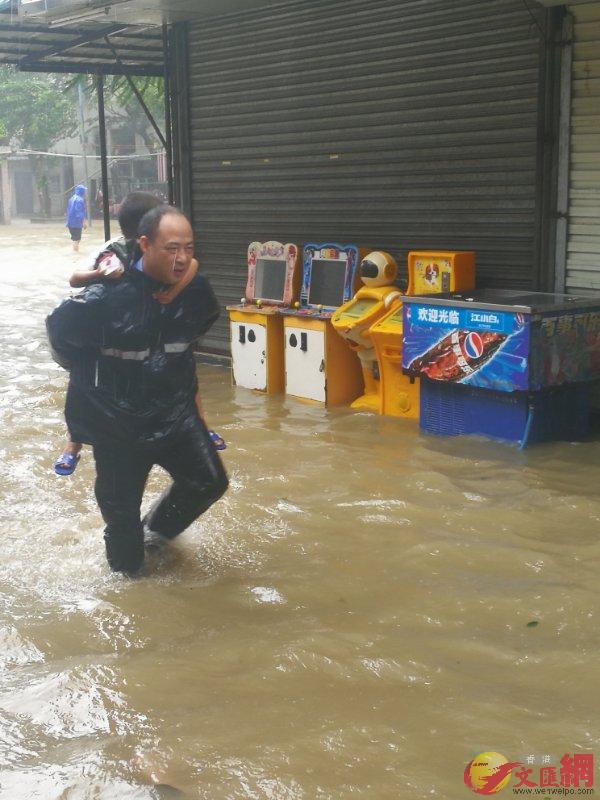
[0,4,163,75]
[0,0,281,239]
[536,0,599,5]
[0,0,284,75]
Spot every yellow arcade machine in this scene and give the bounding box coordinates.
[227,241,300,393]
[371,250,476,418]
[280,242,364,405]
[331,251,402,412]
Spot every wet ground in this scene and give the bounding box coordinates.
[1,221,600,799]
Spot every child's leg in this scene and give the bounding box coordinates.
[54,436,83,475]
[194,391,226,450]
[194,391,205,420]
[64,439,83,456]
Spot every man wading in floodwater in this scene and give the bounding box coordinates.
[46,205,229,574]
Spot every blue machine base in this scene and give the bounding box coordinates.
[419,380,589,445]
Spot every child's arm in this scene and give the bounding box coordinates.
[70,268,102,288]
[153,258,199,305]
[69,251,124,287]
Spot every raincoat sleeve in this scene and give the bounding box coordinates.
[46,284,107,371]
[65,196,74,226]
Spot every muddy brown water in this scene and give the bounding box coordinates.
[0,222,599,799]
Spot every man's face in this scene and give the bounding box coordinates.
[139,213,194,285]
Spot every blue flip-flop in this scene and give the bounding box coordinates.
[209,430,226,450]
[54,452,80,476]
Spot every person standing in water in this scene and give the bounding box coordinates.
[47,205,229,574]
[53,192,226,477]
[65,184,88,252]
[54,191,161,476]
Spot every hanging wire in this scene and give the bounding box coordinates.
[522,0,547,40]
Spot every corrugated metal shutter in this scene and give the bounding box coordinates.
[187,0,544,352]
[566,2,600,294]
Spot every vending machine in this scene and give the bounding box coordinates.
[402,289,600,445]
[369,251,476,418]
[227,241,300,393]
[280,242,364,405]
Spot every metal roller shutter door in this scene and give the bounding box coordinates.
[566,2,600,294]
[187,0,544,352]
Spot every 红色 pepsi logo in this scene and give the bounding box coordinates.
[463,332,483,359]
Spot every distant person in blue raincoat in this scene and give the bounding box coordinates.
[65,184,88,252]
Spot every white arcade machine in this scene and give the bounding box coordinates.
[227,241,300,393]
[279,242,364,405]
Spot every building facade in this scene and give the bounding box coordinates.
[173,0,568,353]
[562,2,600,295]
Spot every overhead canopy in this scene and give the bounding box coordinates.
[536,0,599,5]
[0,5,162,75]
[0,0,283,240]
[0,0,592,78]
[0,0,283,75]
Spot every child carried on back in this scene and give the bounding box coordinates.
[54,192,225,476]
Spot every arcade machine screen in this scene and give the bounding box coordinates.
[254,258,287,302]
[308,259,348,308]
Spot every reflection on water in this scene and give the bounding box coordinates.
[1,223,600,798]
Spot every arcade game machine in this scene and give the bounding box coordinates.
[227,241,300,393]
[331,251,402,412]
[402,289,600,446]
[280,242,364,405]
[368,251,476,418]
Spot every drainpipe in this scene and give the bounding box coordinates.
[554,13,573,294]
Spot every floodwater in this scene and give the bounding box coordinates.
[1,221,600,799]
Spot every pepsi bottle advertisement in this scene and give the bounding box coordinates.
[402,303,531,392]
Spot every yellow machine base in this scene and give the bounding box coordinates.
[350,392,381,412]
[381,374,420,419]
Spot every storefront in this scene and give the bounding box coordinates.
[2,0,597,355]
[183,0,562,352]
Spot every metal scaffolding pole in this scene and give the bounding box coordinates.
[163,22,174,205]
[77,81,92,228]
[96,72,111,241]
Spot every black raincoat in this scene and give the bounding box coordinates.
[46,266,220,446]
[46,266,229,573]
